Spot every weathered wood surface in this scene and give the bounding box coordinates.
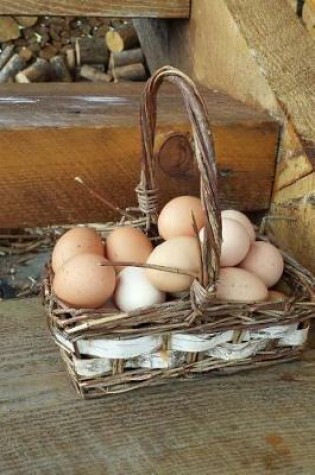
[0,0,190,18]
[287,0,315,37]
[223,0,315,165]
[268,171,315,273]
[133,18,170,73]
[0,82,279,228]
[171,0,315,157]
[0,297,315,474]
[303,0,315,38]
[169,0,315,272]
[171,0,315,162]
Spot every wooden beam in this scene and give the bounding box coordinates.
[0,82,279,228]
[0,0,190,18]
[286,0,299,14]
[169,1,279,116]
[133,19,170,73]
[223,0,315,167]
[268,172,315,274]
[170,0,315,167]
[169,0,315,271]
[303,0,315,38]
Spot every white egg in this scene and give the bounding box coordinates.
[115,266,166,312]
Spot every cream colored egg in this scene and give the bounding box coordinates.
[158,196,205,240]
[239,241,284,288]
[52,227,104,273]
[216,267,268,303]
[53,253,116,309]
[222,209,256,242]
[115,267,165,312]
[146,237,201,292]
[106,227,153,271]
[220,217,251,267]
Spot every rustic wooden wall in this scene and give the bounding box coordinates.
[168,0,315,273]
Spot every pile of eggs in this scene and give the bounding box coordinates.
[51,195,286,311]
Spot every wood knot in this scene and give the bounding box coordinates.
[157,133,197,180]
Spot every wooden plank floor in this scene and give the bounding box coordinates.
[1,297,315,474]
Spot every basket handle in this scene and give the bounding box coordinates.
[136,66,222,288]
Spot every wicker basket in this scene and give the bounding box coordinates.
[44,66,315,399]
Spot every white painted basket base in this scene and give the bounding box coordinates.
[72,350,180,377]
[53,323,309,377]
[279,325,309,346]
[53,327,74,352]
[171,331,234,352]
[77,335,163,359]
[136,350,181,369]
[243,324,309,347]
[206,340,267,361]
[74,357,111,378]
[52,328,163,359]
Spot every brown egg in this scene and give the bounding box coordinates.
[222,209,256,242]
[239,241,284,288]
[220,218,251,267]
[53,253,116,309]
[146,236,201,292]
[268,290,287,302]
[106,227,153,270]
[216,267,268,303]
[158,196,205,240]
[52,227,103,273]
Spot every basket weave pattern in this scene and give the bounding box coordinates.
[44,67,315,398]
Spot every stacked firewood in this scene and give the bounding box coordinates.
[0,16,148,83]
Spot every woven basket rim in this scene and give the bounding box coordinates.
[44,229,315,343]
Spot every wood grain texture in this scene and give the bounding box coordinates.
[1,297,315,474]
[169,0,315,271]
[274,123,314,191]
[224,0,315,164]
[106,24,139,53]
[170,0,315,167]
[303,0,315,38]
[268,172,315,273]
[133,18,170,73]
[169,0,278,117]
[0,0,190,18]
[0,82,279,228]
[286,0,299,13]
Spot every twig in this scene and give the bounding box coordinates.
[100,260,197,278]
[74,177,136,220]
[191,211,204,286]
